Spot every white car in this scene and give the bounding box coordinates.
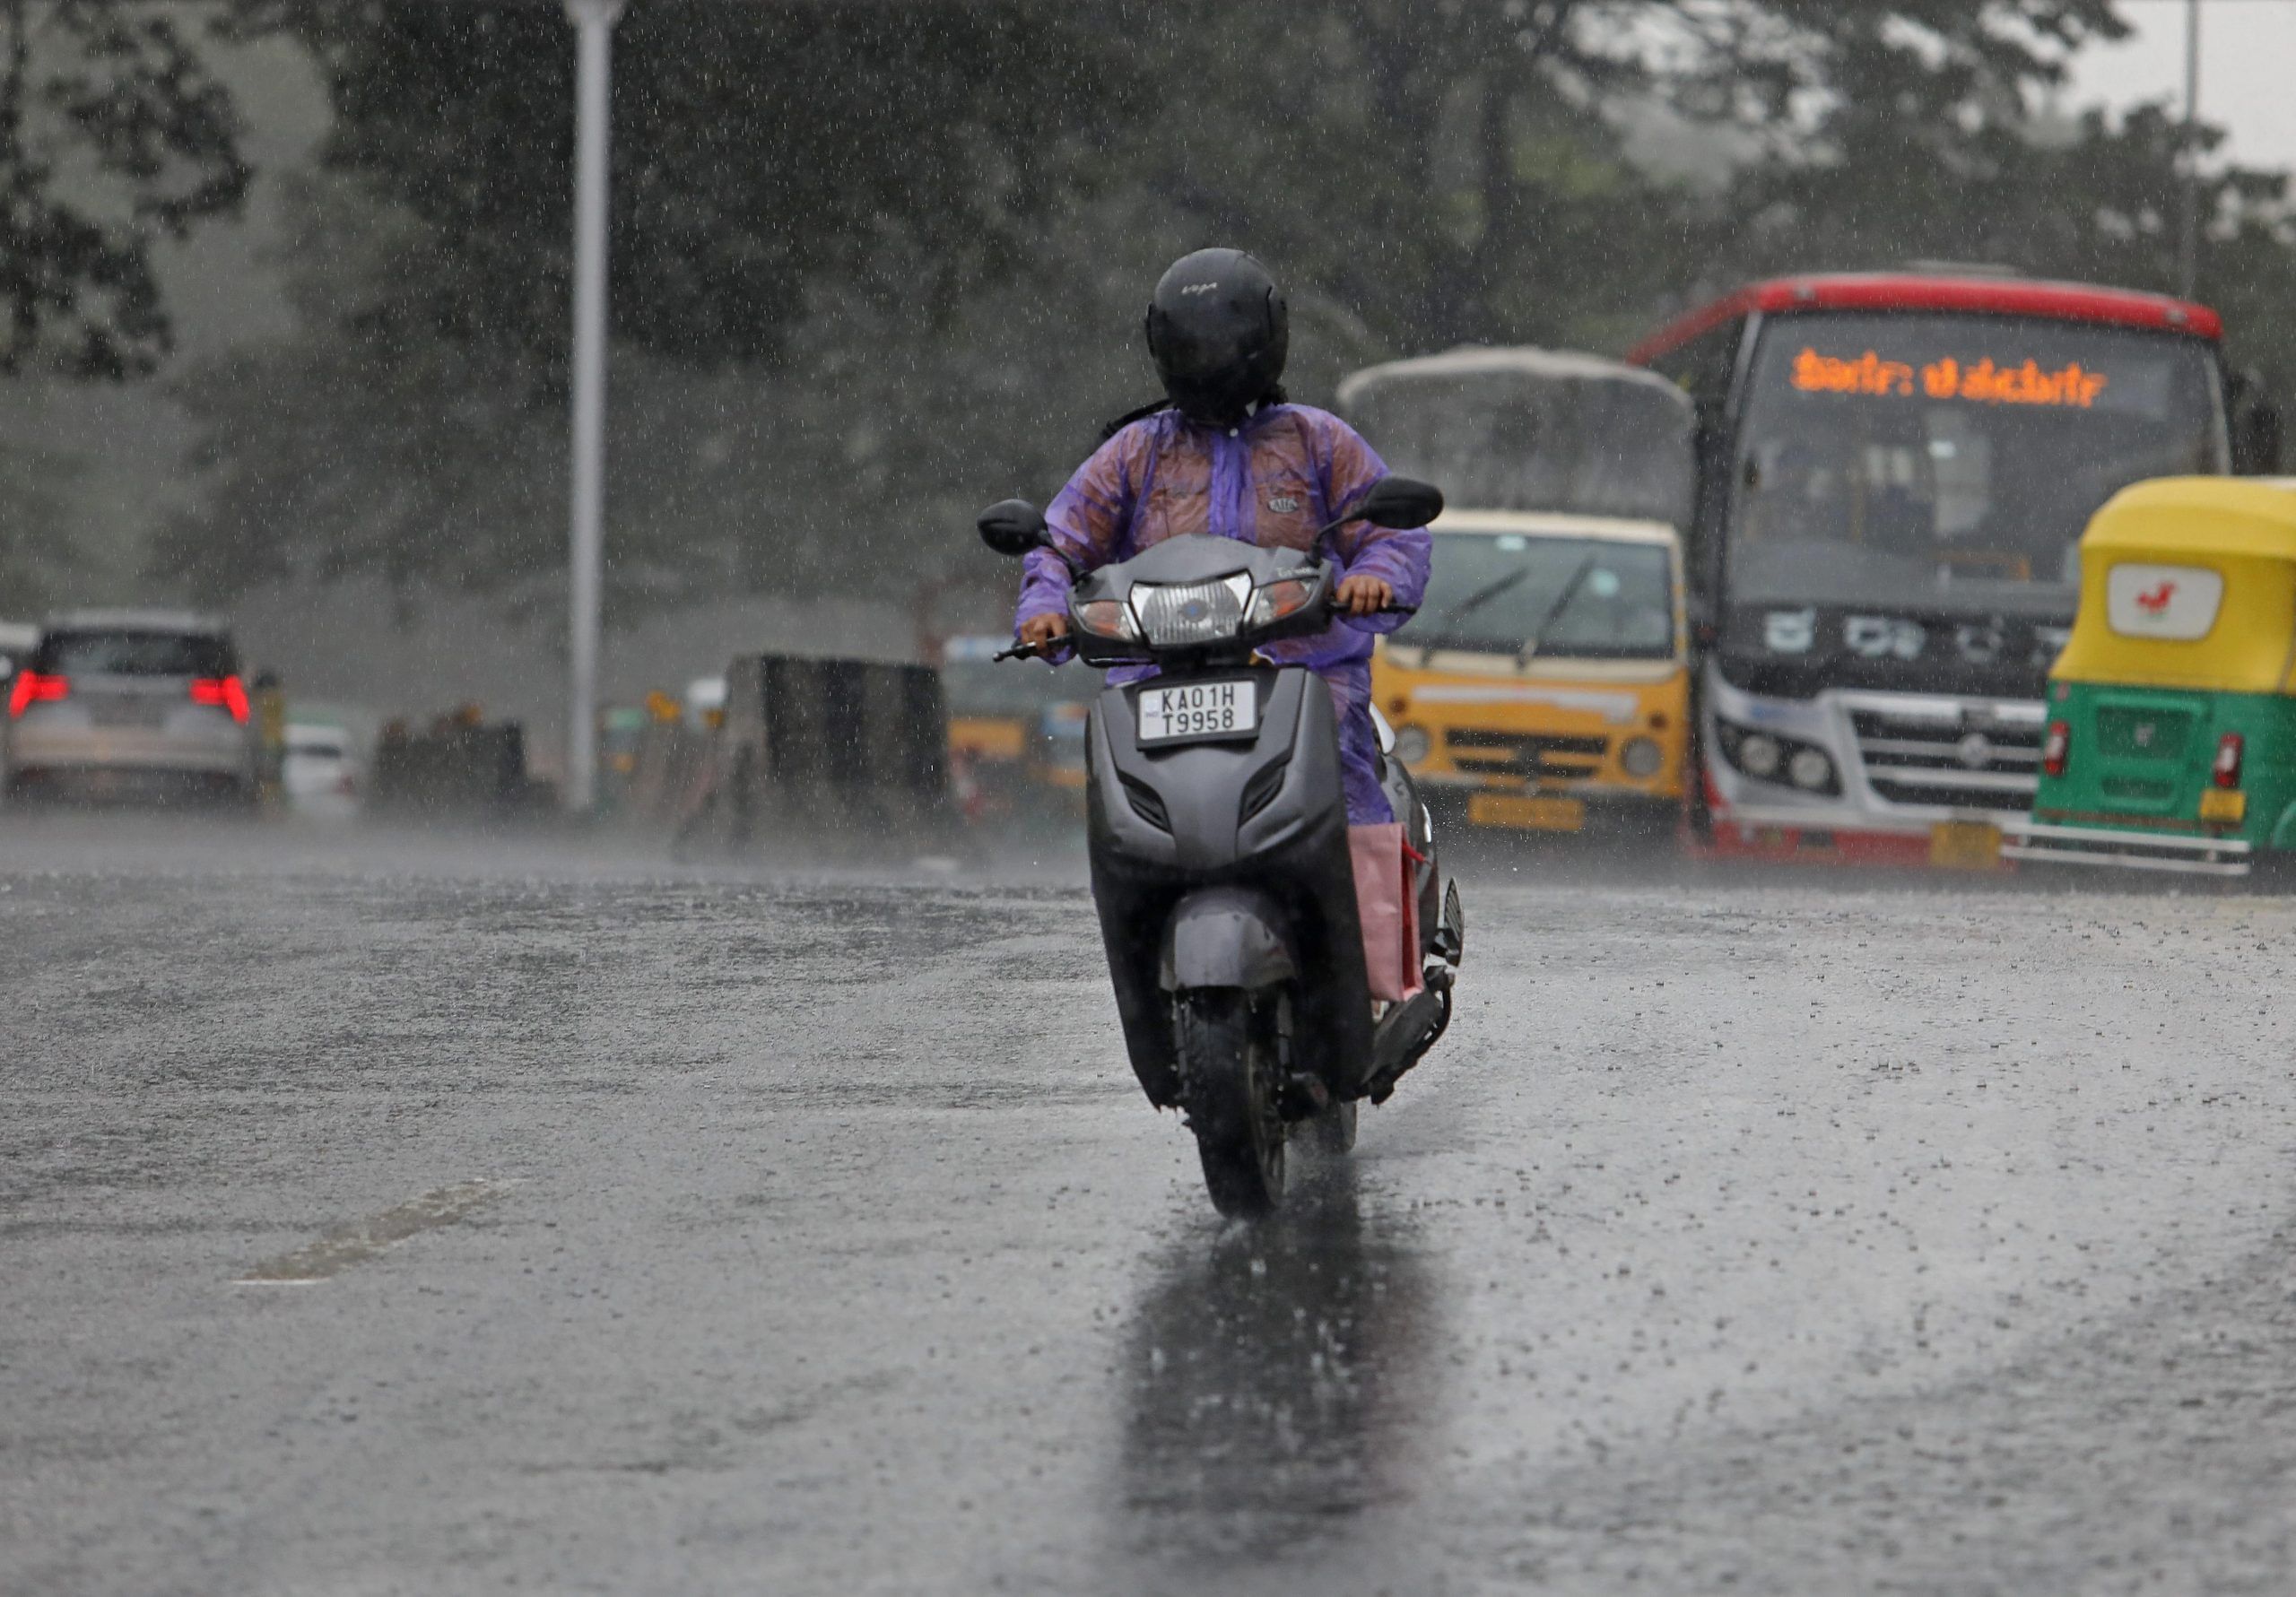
[6,611,257,807]
[283,723,361,820]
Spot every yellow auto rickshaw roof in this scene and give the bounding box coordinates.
[2055,476,2296,693]
[2082,476,2296,561]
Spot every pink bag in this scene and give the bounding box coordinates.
[1348,822,1422,1004]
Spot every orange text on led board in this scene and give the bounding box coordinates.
[1790,347,2111,408]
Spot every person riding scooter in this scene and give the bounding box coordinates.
[1013,247,1433,984]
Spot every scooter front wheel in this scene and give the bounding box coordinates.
[1172,988,1285,1217]
[1306,1097,1358,1155]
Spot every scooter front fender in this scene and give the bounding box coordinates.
[1158,886,1297,993]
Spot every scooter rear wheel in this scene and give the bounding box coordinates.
[1173,988,1285,1217]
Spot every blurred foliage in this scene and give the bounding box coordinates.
[0,0,250,377]
[227,0,1139,372]
[0,438,82,610]
[159,0,2296,619]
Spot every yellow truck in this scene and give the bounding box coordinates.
[1341,348,1697,836]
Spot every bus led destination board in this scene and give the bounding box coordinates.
[1790,346,2111,408]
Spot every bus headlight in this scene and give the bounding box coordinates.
[1716,719,1841,795]
[1736,732,1782,778]
[1620,736,1663,777]
[1393,725,1432,766]
[1787,747,1835,792]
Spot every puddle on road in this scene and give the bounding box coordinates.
[237,1179,504,1283]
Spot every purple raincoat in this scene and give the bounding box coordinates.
[1014,403,1430,823]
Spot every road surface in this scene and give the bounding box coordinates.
[6,820,2296,1593]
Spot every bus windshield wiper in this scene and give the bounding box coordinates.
[1421,566,1535,647]
[1515,553,1599,670]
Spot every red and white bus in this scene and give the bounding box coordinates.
[1628,270,2277,866]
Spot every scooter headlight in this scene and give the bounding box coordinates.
[1132,575,1252,647]
[1072,598,1139,641]
[1245,576,1318,630]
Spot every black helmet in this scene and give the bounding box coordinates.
[1144,248,1289,428]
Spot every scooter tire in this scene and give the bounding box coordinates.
[1173,988,1285,1217]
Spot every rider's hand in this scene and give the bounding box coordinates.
[1019,613,1069,650]
[1335,576,1394,617]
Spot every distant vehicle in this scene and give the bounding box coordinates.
[684,675,726,731]
[2005,477,2296,877]
[1376,511,1691,835]
[5,610,257,807]
[941,633,1091,822]
[282,722,362,821]
[1629,270,2274,868]
[1340,349,1697,836]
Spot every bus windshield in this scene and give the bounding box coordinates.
[1340,351,1696,527]
[1395,534,1674,659]
[1730,313,2225,616]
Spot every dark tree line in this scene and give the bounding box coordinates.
[10,2,2290,618]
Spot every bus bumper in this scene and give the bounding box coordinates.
[1999,818,2252,877]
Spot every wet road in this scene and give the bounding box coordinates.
[8,821,2296,1593]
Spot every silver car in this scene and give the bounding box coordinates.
[5,611,258,807]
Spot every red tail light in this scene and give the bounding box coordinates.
[2042,719,2070,777]
[8,671,67,718]
[2214,731,2245,789]
[189,675,250,725]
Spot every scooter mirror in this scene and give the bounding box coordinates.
[1352,476,1444,529]
[978,499,1051,558]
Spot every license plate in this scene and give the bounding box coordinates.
[1928,820,2003,870]
[1469,792,1586,832]
[89,699,162,728]
[2199,788,2248,824]
[1136,680,1258,746]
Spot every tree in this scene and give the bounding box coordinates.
[232,1,1144,375]
[0,438,80,611]
[0,0,251,377]
[172,0,2296,620]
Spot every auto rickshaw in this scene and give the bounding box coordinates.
[1341,347,1697,835]
[2002,476,2296,877]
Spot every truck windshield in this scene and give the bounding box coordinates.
[1395,534,1674,659]
[1730,313,2225,616]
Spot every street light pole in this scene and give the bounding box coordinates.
[2179,0,2201,299]
[563,0,622,813]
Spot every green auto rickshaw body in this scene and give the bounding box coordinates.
[2005,476,2296,877]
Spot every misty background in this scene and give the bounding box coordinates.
[4,0,2292,773]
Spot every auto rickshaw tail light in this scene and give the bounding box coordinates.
[2213,732,2244,789]
[2042,720,2070,777]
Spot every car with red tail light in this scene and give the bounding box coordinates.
[4,611,259,809]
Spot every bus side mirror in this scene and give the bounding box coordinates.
[2230,369,2283,475]
[2239,401,2283,476]
[1686,596,1719,651]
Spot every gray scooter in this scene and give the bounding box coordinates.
[978,478,1466,1216]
